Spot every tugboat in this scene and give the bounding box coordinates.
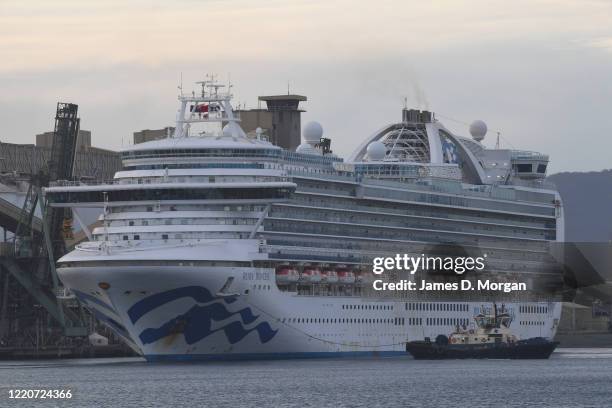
[406,304,559,359]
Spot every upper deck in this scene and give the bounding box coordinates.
[44,80,559,211]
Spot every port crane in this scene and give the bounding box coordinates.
[2,103,88,346]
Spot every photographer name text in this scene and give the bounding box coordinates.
[372,279,526,293]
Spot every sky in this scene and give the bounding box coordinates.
[1,0,611,174]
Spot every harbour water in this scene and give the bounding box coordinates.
[1,349,612,407]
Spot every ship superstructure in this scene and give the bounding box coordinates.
[45,79,564,360]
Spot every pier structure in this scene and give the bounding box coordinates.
[0,104,125,359]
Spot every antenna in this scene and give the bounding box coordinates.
[287,81,290,95]
[178,72,184,96]
[496,132,501,149]
[102,192,109,243]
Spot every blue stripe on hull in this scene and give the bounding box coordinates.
[145,350,407,362]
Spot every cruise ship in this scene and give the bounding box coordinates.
[45,79,565,361]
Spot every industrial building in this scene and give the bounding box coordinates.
[235,94,306,150]
[0,142,120,180]
[36,129,92,151]
[133,127,175,144]
[0,104,126,358]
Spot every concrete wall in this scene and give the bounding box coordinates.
[558,302,611,333]
[236,109,301,150]
[237,110,273,137]
[36,130,92,151]
[0,142,121,180]
[133,127,175,144]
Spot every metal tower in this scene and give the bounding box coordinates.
[8,102,87,340]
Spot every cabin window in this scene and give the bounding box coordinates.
[516,163,532,173]
[537,164,547,173]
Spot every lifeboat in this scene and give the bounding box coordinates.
[275,264,299,283]
[320,264,338,283]
[354,270,364,283]
[335,264,355,284]
[301,264,322,283]
[359,271,375,284]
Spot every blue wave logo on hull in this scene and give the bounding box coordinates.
[128,286,236,324]
[128,286,277,346]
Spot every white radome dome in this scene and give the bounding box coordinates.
[296,142,319,155]
[222,124,233,137]
[367,141,387,161]
[469,120,487,141]
[303,121,323,144]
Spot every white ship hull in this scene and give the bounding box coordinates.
[58,261,561,361]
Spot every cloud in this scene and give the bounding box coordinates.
[2,0,611,73]
[585,37,612,52]
[1,0,612,173]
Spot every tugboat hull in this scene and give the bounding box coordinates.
[406,338,559,360]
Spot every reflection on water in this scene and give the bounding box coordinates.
[555,348,612,358]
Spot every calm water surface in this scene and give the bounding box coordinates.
[1,348,611,407]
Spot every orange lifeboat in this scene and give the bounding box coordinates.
[320,264,338,283]
[301,263,322,283]
[359,271,374,284]
[275,264,299,283]
[353,269,364,283]
[336,264,355,284]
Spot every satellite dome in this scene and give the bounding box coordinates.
[366,141,387,161]
[296,142,319,155]
[303,121,323,144]
[469,120,487,142]
[222,124,233,137]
